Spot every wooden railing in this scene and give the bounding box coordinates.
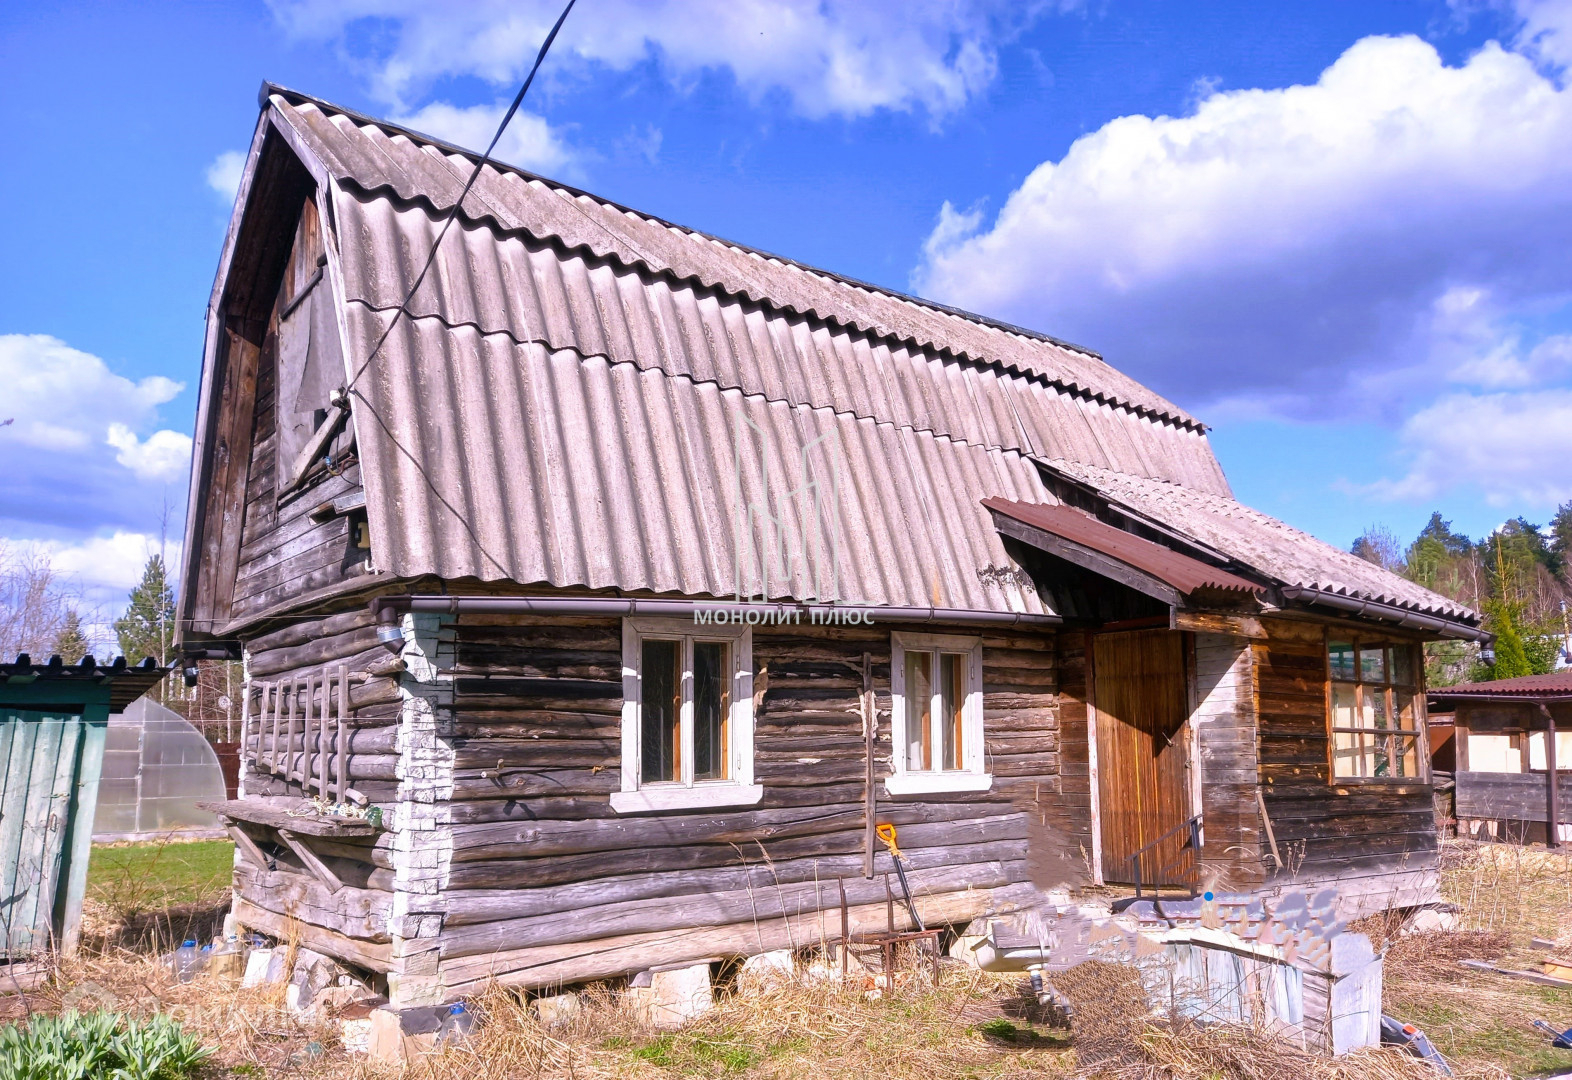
[243,665,352,803]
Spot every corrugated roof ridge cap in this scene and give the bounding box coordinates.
[261,83,1213,431]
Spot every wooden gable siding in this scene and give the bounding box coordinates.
[229,198,366,625]
[1254,618,1437,903]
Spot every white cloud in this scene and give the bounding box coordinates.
[37,532,180,597]
[915,34,1572,419]
[205,150,246,202]
[106,424,194,483]
[1365,389,1572,505]
[393,100,578,176]
[267,0,1058,119]
[0,335,190,556]
[1506,0,1572,69]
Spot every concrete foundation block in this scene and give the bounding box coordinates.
[628,963,713,1029]
[737,949,795,990]
[366,1004,445,1064]
[531,992,582,1029]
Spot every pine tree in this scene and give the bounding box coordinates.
[114,554,175,666]
[51,609,89,664]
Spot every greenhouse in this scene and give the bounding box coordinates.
[92,697,228,841]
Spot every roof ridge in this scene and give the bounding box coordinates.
[265,83,1204,432]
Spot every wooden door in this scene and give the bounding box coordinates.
[1094,630,1192,886]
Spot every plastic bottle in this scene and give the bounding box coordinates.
[172,940,200,982]
[436,1002,476,1044]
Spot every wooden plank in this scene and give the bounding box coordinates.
[277,829,344,893]
[1456,770,1572,823]
[197,798,377,837]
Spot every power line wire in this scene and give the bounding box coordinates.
[345,0,577,393]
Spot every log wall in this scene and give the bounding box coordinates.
[1254,617,1439,914]
[231,609,1061,1001]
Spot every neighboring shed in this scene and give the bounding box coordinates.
[1430,670,1572,845]
[177,84,1485,1014]
[0,655,167,963]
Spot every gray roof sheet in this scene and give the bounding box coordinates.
[199,88,1470,628]
[1039,459,1479,622]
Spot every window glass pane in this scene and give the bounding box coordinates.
[1360,646,1387,684]
[1393,735,1421,778]
[1332,683,1358,730]
[1391,646,1415,687]
[1334,729,1372,778]
[693,641,730,781]
[939,653,965,771]
[1357,684,1376,730]
[1371,687,1390,730]
[641,639,681,784]
[1329,641,1356,681]
[905,651,932,771]
[1393,689,1416,733]
[1373,733,1392,777]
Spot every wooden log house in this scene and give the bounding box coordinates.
[176,84,1490,1009]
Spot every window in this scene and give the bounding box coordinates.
[614,619,758,812]
[1328,638,1426,781]
[888,632,989,794]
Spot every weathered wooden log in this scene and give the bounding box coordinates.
[437,839,1027,925]
[444,801,1016,861]
[245,604,376,654]
[437,883,1034,994]
[232,895,394,970]
[234,862,393,941]
[443,825,1028,892]
[437,859,1020,958]
[246,727,397,755]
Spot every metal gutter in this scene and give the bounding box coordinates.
[1279,586,1490,643]
[370,594,1062,638]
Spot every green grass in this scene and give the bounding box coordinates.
[87,840,234,914]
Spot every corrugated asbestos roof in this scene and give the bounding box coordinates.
[1430,670,1572,699]
[1038,459,1478,621]
[982,498,1266,598]
[267,87,1200,431]
[203,87,1473,627]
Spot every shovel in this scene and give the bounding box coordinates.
[876,822,925,931]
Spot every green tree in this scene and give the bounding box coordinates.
[1485,600,1533,680]
[114,554,174,666]
[1550,500,1572,579]
[51,609,89,663]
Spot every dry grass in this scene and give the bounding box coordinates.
[10,834,1572,1078]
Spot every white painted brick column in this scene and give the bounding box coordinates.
[388,612,456,1007]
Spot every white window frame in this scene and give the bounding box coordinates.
[613,618,760,813]
[887,631,990,795]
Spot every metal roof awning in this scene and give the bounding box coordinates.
[982,497,1266,608]
[1,655,170,713]
[1430,670,1572,703]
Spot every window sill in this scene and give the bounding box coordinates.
[885,771,993,796]
[611,783,764,814]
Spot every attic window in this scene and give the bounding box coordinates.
[1328,637,1426,781]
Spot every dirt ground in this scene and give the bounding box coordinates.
[5,835,1572,1078]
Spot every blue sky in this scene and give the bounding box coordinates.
[2,0,1571,624]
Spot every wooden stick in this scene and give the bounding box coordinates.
[861,652,875,879]
[228,825,270,872]
[278,829,345,893]
[302,673,316,793]
[337,664,349,805]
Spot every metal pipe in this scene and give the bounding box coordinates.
[1279,586,1491,643]
[371,594,1062,628]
